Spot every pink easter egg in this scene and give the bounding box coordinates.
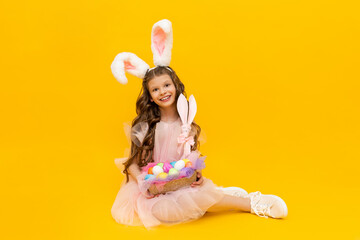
[162,162,173,173]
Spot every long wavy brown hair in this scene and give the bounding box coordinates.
[123,66,201,182]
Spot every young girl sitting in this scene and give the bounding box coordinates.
[110,19,288,229]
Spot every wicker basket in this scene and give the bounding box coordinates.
[148,172,197,195]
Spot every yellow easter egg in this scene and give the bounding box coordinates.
[182,159,190,164]
[157,172,168,180]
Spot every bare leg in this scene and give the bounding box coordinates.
[207,194,251,213]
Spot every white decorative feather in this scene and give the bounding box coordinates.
[151,19,173,66]
[110,52,150,84]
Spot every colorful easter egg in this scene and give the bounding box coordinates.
[170,161,176,168]
[182,159,190,164]
[157,172,168,180]
[162,162,173,173]
[148,167,153,174]
[152,165,164,176]
[157,163,164,168]
[168,168,179,178]
[185,161,192,168]
[145,174,155,181]
[174,160,185,171]
[179,167,195,178]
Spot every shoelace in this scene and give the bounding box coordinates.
[248,191,271,218]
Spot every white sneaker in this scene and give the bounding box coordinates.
[216,187,248,198]
[247,191,288,218]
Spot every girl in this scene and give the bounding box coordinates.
[110,19,288,229]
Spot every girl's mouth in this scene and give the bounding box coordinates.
[160,95,171,102]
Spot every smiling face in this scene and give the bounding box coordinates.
[147,74,177,110]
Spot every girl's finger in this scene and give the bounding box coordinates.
[191,181,200,187]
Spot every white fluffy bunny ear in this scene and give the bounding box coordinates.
[111,52,150,84]
[151,19,173,66]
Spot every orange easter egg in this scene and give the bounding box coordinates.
[185,162,192,168]
[148,167,153,174]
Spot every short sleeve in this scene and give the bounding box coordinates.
[131,121,149,147]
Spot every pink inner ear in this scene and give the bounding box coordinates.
[124,61,136,70]
[153,27,166,56]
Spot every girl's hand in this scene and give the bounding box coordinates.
[145,190,155,199]
[145,188,160,199]
[191,170,204,187]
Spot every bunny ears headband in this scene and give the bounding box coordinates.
[111,19,173,84]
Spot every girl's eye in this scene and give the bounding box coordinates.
[165,84,170,87]
[153,88,158,92]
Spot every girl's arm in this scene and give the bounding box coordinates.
[128,153,142,182]
[128,162,141,182]
[128,153,158,199]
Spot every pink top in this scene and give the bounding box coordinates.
[131,117,196,164]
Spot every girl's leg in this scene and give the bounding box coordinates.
[207,192,288,218]
[207,194,251,213]
[151,195,251,222]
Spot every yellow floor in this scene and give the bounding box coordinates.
[1,144,359,239]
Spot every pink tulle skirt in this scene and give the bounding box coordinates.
[111,175,224,229]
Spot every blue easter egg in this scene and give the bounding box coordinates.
[145,174,154,181]
[170,161,176,168]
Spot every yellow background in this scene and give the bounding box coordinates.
[1,0,359,239]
